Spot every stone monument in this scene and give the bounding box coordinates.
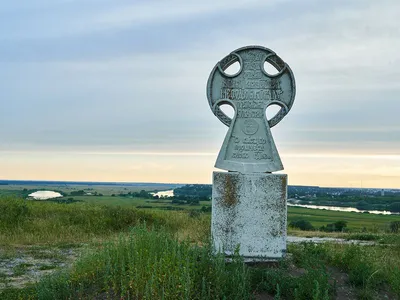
[207,45,296,260]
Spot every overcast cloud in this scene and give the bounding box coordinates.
[1,0,399,187]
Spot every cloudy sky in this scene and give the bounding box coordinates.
[1,0,399,188]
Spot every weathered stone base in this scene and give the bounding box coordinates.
[212,171,287,260]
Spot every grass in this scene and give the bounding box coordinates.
[0,196,209,245]
[249,258,332,300]
[288,207,400,231]
[37,265,57,271]
[1,194,400,299]
[12,225,398,300]
[75,194,400,229]
[76,194,399,232]
[0,226,349,300]
[3,225,252,300]
[73,195,211,210]
[12,264,32,277]
[289,242,400,299]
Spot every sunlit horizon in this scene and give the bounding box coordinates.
[1,150,399,189]
[1,1,399,190]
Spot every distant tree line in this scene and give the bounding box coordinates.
[173,184,212,201]
[289,219,348,232]
[70,190,103,196]
[116,190,153,199]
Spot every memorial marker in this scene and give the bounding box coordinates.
[207,46,296,260]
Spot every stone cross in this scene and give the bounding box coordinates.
[207,46,295,173]
[208,46,296,260]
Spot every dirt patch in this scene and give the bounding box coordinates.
[254,292,274,300]
[327,266,357,300]
[0,245,82,290]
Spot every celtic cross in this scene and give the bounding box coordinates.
[207,46,296,173]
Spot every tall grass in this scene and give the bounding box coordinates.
[2,195,400,299]
[10,225,250,300]
[0,196,210,245]
[289,241,400,299]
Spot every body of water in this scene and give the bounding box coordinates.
[28,191,63,200]
[152,190,174,197]
[287,203,398,215]
[148,191,399,215]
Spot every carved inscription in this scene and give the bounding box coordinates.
[222,79,276,89]
[235,101,264,109]
[221,89,282,101]
[237,109,263,118]
[229,135,271,161]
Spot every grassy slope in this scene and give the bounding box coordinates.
[0,197,209,245]
[1,195,400,299]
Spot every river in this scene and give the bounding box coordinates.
[152,190,398,215]
[28,191,63,200]
[287,203,398,215]
[152,190,174,198]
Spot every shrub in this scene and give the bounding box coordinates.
[320,220,347,232]
[0,197,30,228]
[389,202,400,212]
[390,221,400,233]
[289,219,314,231]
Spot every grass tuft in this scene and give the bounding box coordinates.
[32,225,251,299]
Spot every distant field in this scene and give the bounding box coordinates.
[1,184,399,231]
[75,195,399,231]
[73,195,210,210]
[0,183,178,197]
[288,206,399,230]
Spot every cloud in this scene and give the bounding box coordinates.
[1,0,400,186]
[0,0,287,40]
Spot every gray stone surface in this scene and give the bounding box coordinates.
[207,45,295,173]
[212,171,287,260]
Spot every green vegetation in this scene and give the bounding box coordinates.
[1,189,400,299]
[12,263,32,277]
[288,207,399,231]
[0,196,209,245]
[390,221,400,233]
[320,221,348,232]
[294,195,400,213]
[38,226,251,299]
[250,256,332,300]
[289,220,315,231]
[2,219,399,299]
[174,184,212,201]
[290,242,400,299]
[2,193,399,246]
[290,219,349,233]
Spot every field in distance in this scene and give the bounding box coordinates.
[1,182,399,232]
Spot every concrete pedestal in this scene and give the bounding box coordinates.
[212,171,287,261]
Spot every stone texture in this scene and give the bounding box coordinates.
[212,171,287,260]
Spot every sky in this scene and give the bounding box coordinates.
[1,0,400,188]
